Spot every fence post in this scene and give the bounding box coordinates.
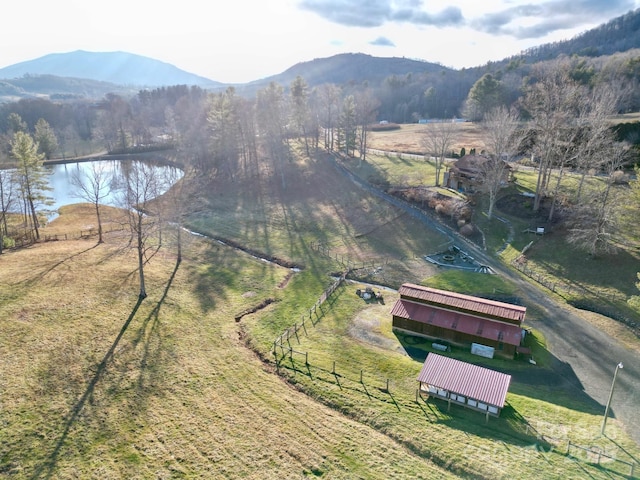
[332,361,336,375]
[305,352,309,365]
[294,323,300,344]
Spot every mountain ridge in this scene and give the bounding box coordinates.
[0,50,223,89]
[1,7,640,102]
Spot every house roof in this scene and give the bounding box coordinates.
[398,284,526,325]
[417,353,511,407]
[452,154,490,173]
[391,299,523,346]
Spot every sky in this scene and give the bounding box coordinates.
[2,0,639,84]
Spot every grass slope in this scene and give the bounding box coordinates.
[0,233,453,479]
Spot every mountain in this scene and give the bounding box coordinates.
[1,7,640,103]
[0,50,223,88]
[512,8,640,63]
[238,53,452,94]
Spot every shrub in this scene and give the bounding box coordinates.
[459,223,475,236]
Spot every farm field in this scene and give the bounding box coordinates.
[1,138,639,478]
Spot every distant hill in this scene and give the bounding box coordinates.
[0,50,223,88]
[0,74,138,103]
[239,53,452,93]
[515,8,640,62]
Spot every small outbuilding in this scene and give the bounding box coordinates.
[417,353,511,419]
[444,154,513,193]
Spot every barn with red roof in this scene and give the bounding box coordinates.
[391,283,527,358]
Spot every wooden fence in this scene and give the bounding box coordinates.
[8,225,127,249]
[272,272,345,359]
[566,441,636,477]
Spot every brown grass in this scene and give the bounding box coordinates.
[0,221,455,479]
[368,123,487,155]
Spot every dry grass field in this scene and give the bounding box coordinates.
[0,227,456,479]
[368,123,487,155]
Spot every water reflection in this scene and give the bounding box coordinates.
[46,160,183,213]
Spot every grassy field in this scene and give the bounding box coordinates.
[2,208,638,479]
[1,138,639,478]
[0,228,459,479]
[367,123,487,155]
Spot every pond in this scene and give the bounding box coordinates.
[45,159,183,215]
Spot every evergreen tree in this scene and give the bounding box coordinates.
[11,131,52,241]
[34,118,58,160]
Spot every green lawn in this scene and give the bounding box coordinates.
[252,277,639,480]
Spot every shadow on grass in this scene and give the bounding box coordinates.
[279,355,548,451]
[31,258,181,480]
[419,396,553,450]
[20,243,101,288]
[394,330,605,417]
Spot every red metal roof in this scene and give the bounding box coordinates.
[417,353,511,407]
[391,299,523,346]
[398,283,526,324]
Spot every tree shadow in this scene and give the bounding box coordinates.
[18,243,100,287]
[30,295,144,479]
[30,255,182,479]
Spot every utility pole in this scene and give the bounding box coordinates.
[601,362,623,436]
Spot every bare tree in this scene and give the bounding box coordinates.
[522,62,581,214]
[71,162,114,243]
[355,88,380,165]
[421,119,456,187]
[566,142,629,256]
[573,84,621,202]
[480,106,524,219]
[318,83,341,152]
[154,166,187,263]
[119,162,162,299]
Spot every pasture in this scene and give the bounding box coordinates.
[1,137,639,478]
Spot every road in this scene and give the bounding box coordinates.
[330,154,640,446]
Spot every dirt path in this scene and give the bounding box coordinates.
[332,154,640,446]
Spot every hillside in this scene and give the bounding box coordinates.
[0,50,223,88]
[238,53,452,93]
[516,7,640,62]
[1,144,639,477]
[1,6,640,104]
[0,74,137,102]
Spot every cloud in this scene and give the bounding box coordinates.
[471,0,636,39]
[370,36,396,46]
[298,0,463,28]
